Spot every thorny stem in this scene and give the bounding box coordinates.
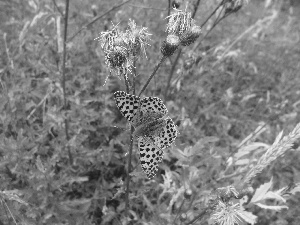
[67,0,132,42]
[124,126,134,220]
[191,0,201,19]
[138,55,167,97]
[52,0,63,16]
[62,0,73,165]
[168,0,171,16]
[173,199,186,224]
[200,0,225,28]
[124,57,137,220]
[163,48,182,100]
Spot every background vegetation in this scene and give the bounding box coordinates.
[0,0,300,224]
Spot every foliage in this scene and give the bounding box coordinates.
[0,0,300,224]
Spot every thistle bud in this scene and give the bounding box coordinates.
[161,34,180,57]
[180,213,187,222]
[184,189,193,200]
[179,25,201,46]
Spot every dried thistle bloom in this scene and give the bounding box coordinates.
[179,25,202,46]
[211,201,244,225]
[166,8,193,36]
[161,34,180,57]
[96,24,132,79]
[243,123,300,185]
[126,19,151,57]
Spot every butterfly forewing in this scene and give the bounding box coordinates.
[114,91,140,123]
[140,96,168,115]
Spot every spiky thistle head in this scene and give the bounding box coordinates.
[96,24,132,78]
[166,7,193,36]
[126,19,151,57]
[210,201,245,225]
[161,34,180,57]
[179,25,202,46]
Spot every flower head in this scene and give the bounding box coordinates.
[126,19,151,57]
[166,8,193,36]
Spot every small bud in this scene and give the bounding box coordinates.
[184,189,193,200]
[179,25,201,46]
[161,34,180,57]
[180,213,187,222]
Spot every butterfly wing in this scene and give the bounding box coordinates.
[153,117,177,150]
[140,96,168,115]
[138,138,164,179]
[114,91,140,123]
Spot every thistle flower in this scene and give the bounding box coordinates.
[211,201,244,225]
[179,25,202,46]
[161,34,180,57]
[126,19,151,57]
[96,24,132,79]
[166,8,193,36]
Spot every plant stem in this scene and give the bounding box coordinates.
[163,48,181,100]
[62,0,72,165]
[124,57,137,220]
[138,55,167,97]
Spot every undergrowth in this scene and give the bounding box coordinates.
[0,0,300,224]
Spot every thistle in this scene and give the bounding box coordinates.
[161,34,180,57]
[179,25,202,46]
[166,8,193,36]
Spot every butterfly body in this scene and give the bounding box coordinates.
[114,91,177,179]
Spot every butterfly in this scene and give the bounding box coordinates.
[114,91,178,179]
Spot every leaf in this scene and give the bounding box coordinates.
[290,183,300,195]
[251,178,273,203]
[264,191,286,203]
[254,203,288,211]
[236,209,257,225]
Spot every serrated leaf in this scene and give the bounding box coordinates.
[254,203,288,211]
[251,178,273,203]
[236,209,257,225]
[264,191,286,203]
[290,184,300,195]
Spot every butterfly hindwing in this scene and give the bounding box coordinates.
[153,117,177,150]
[138,138,164,179]
[114,91,140,123]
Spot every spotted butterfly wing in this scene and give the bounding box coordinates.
[138,117,177,179]
[114,91,177,179]
[114,91,140,123]
[114,91,168,127]
[138,138,164,179]
[152,117,177,150]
